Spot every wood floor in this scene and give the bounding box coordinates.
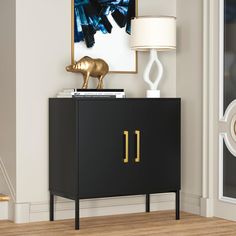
[1,211,236,236]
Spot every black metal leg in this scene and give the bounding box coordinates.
[146,194,150,213]
[50,194,54,221]
[75,199,80,230]
[176,190,180,220]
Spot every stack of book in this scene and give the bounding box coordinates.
[56,89,125,98]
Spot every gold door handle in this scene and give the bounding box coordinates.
[135,130,141,163]
[123,131,129,164]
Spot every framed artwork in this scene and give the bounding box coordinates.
[71,0,138,73]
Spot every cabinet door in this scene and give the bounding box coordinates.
[78,100,140,198]
[77,99,180,199]
[129,99,181,193]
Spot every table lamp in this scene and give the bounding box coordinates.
[130,16,176,98]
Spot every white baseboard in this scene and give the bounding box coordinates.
[8,200,15,221]
[14,202,30,223]
[181,192,201,215]
[0,201,8,220]
[200,197,214,217]
[12,191,201,223]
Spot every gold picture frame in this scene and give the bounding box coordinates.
[71,0,138,74]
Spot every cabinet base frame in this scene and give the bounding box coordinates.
[146,194,150,212]
[49,190,180,230]
[176,190,180,220]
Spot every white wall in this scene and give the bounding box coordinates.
[0,0,16,198]
[15,0,176,203]
[15,0,73,203]
[176,0,203,197]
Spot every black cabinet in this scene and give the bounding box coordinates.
[49,98,181,230]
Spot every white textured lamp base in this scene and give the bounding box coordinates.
[146,90,160,98]
[143,49,163,98]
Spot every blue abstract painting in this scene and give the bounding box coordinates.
[74,0,135,48]
[225,0,236,23]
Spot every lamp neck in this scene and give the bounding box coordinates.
[150,49,158,58]
[143,49,164,91]
[150,48,157,56]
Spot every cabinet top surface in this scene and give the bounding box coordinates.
[49,98,181,101]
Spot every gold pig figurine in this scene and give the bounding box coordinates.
[66,56,109,89]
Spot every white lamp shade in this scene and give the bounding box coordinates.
[130,16,176,51]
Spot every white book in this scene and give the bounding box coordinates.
[56,93,125,98]
[73,91,125,96]
[56,89,125,98]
